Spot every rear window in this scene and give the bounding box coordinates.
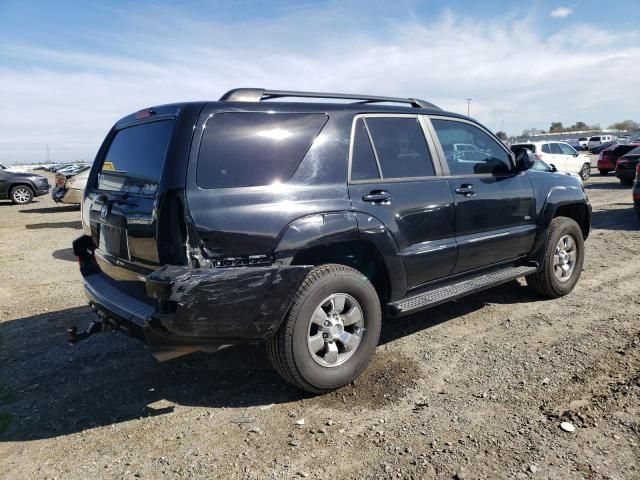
[97,119,173,194]
[626,147,640,156]
[197,112,328,189]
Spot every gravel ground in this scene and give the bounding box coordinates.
[0,170,638,479]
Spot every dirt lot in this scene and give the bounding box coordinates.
[1,171,638,479]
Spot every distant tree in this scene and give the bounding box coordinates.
[549,122,564,133]
[495,131,508,140]
[571,121,588,131]
[609,120,640,132]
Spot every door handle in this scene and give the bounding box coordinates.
[454,184,476,196]
[362,190,391,203]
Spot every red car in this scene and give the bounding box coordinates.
[597,143,640,175]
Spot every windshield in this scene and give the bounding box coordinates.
[590,137,600,141]
[0,162,6,170]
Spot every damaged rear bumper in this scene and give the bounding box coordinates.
[73,235,311,360]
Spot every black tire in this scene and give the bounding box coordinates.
[598,169,609,176]
[10,185,34,205]
[526,217,584,298]
[266,264,381,393]
[580,163,590,181]
[620,177,634,186]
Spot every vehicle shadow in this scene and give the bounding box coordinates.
[25,221,82,230]
[591,206,639,231]
[20,205,80,214]
[584,182,630,190]
[52,248,76,262]
[0,280,543,442]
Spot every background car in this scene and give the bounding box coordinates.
[510,141,591,180]
[0,166,49,204]
[578,137,589,149]
[590,140,616,155]
[615,146,640,186]
[588,135,616,150]
[597,143,640,175]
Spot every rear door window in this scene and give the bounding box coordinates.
[542,144,551,154]
[365,117,435,179]
[197,112,328,188]
[97,119,174,195]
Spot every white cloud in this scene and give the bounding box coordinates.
[550,7,574,18]
[1,7,639,163]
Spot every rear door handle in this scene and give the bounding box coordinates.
[454,184,476,196]
[362,190,391,203]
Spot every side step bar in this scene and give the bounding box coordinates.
[388,265,538,316]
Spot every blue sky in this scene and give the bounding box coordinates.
[1,0,639,163]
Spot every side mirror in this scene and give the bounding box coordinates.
[549,163,558,172]
[514,147,535,172]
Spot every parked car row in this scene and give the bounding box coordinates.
[596,143,640,185]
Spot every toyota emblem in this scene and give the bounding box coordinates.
[100,204,109,219]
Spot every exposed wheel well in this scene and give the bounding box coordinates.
[291,240,391,302]
[554,203,590,239]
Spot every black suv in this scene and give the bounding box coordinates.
[0,163,49,204]
[71,88,591,393]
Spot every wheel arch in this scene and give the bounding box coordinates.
[274,211,407,302]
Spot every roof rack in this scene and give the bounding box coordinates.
[219,88,440,110]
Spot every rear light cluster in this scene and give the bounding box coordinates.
[213,254,273,268]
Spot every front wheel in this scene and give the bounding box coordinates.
[579,163,591,181]
[266,264,381,393]
[10,185,34,205]
[527,217,584,298]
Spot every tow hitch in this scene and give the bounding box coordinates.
[67,306,118,344]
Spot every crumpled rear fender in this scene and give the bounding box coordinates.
[146,264,311,339]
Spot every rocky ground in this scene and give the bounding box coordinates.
[0,171,638,479]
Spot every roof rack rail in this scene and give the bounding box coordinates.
[219,88,440,110]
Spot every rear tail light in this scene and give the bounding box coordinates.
[534,153,542,160]
[636,163,640,174]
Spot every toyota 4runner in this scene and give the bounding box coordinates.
[71,88,591,393]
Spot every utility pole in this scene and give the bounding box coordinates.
[466,98,472,116]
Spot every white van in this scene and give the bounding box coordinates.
[588,135,615,149]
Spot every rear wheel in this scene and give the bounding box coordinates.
[598,169,609,176]
[579,163,590,181]
[527,217,584,298]
[10,185,34,205]
[266,264,381,393]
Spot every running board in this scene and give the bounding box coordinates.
[388,265,538,316]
